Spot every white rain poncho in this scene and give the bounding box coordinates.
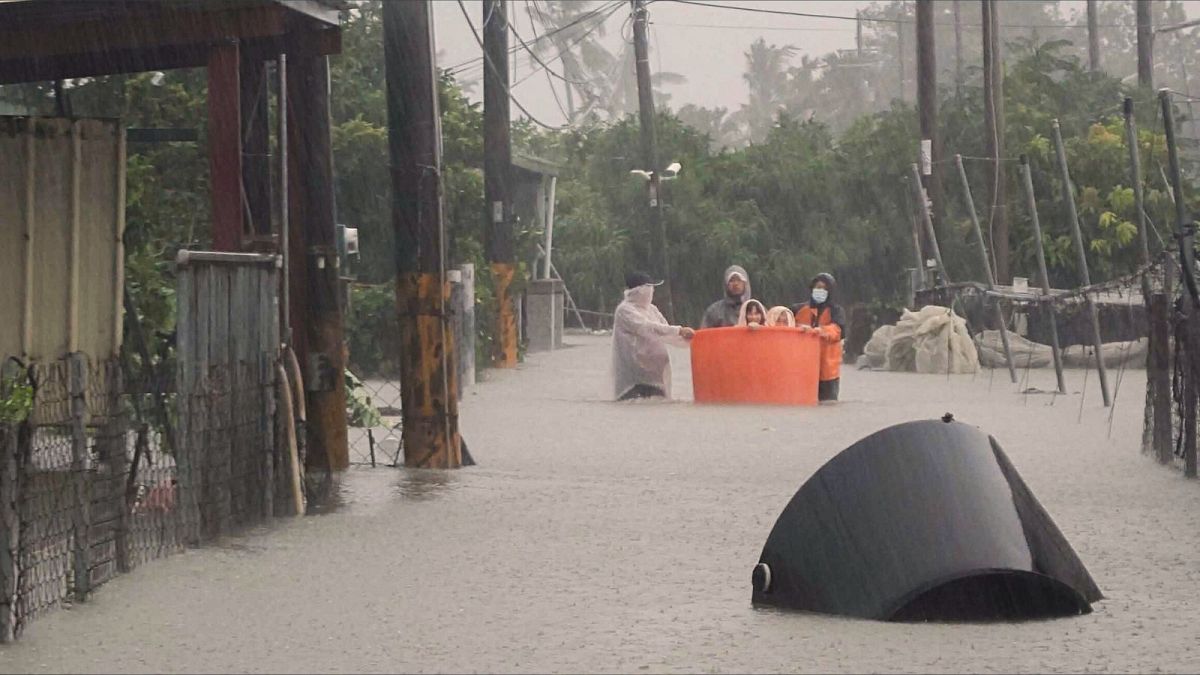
[611,285,689,400]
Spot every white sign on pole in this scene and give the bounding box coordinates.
[920,139,933,176]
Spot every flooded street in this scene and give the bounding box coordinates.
[3,335,1199,673]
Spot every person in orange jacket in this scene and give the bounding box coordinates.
[792,273,845,402]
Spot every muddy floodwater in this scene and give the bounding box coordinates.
[3,335,1199,673]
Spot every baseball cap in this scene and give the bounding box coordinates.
[625,271,664,289]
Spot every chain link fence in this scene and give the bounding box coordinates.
[0,351,285,641]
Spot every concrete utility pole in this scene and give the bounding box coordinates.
[897,8,906,102]
[1137,0,1153,88]
[382,0,463,469]
[982,0,1009,283]
[1086,0,1100,72]
[856,10,863,59]
[483,0,518,367]
[632,0,674,321]
[286,39,349,473]
[916,0,944,255]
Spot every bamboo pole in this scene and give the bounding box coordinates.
[1051,119,1111,407]
[1019,155,1067,394]
[956,154,1017,382]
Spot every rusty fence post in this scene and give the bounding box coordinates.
[68,353,91,601]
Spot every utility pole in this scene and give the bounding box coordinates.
[916,0,944,254]
[1137,0,1153,89]
[287,39,348,473]
[953,0,963,96]
[382,0,462,469]
[483,0,518,367]
[982,0,1009,283]
[1086,0,1100,72]
[856,10,863,59]
[632,0,674,321]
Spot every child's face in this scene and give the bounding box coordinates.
[774,314,790,327]
[747,306,764,324]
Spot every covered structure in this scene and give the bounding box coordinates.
[752,419,1103,621]
[0,0,348,469]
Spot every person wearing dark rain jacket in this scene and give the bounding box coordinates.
[700,265,751,329]
[792,273,846,402]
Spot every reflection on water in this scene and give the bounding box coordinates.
[307,466,465,514]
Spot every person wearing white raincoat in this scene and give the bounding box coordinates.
[612,271,695,400]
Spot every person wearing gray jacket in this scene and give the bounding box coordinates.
[700,265,752,328]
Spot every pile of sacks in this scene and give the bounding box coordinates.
[976,330,1147,369]
[861,305,979,374]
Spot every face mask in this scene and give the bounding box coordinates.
[811,288,829,304]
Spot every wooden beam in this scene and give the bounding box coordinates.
[208,40,244,252]
[240,50,272,237]
[0,29,340,85]
[0,5,286,63]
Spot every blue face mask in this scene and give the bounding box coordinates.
[811,288,829,304]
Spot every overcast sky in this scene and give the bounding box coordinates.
[430,1,1200,126]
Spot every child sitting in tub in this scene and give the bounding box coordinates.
[737,299,768,327]
[766,306,796,327]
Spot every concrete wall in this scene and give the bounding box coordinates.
[0,117,124,362]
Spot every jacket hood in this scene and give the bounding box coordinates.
[724,265,752,303]
[737,299,768,326]
[810,272,836,304]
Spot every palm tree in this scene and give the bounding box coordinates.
[738,39,798,142]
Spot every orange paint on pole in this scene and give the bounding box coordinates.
[690,327,821,406]
[491,262,518,368]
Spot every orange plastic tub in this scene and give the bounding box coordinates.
[690,327,821,405]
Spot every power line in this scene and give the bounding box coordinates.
[520,0,573,122]
[455,0,570,130]
[445,0,621,74]
[664,0,1134,30]
[654,20,855,33]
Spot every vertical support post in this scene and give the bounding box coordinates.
[542,175,557,280]
[956,154,1018,382]
[916,0,944,239]
[1161,89,1198,477]
[278,54,291,345]
[1137,1,1154,90]
[982,0,1009,283]
[288,46,348,473]
[460,263,476,390]
[1020,155,1067,395]
[632,0,674,321]
[1125,99,1153,296]
[0,423,20,642]
[113,126,127,354]
[483,0,519,367]
[384,0,463,469]
[21,119,35,358]
[208,40,244,252]
[68,121,81,354]
[856,11,863,59]
[910,163,948,284]
[1051,119,1111,407]
[1086,0,1100,72]
[240,51,272,238]
[69,352,91,601]
[1149,293,1173,463]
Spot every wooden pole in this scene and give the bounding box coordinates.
[1137,0,1154,89]
[1086,0,1100,72]
[1051,119,1111,407]
[208,39,243,252]
[916,0,944,243]
[956,154,1018,383]
[1019,154,1067,394]
[982,0,1009,283]
[383,0,462,469]
[1160,89,1197,477]
[632,0,675,321]
[287,45,349,473]
[483,0,519,366]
